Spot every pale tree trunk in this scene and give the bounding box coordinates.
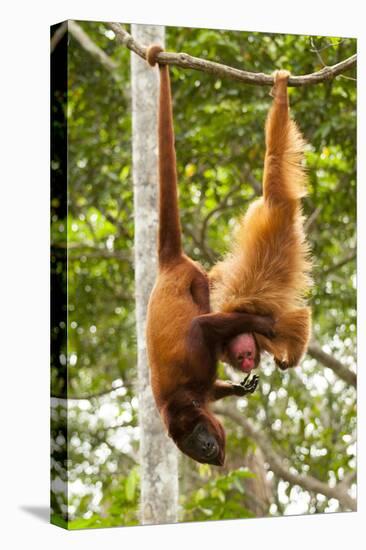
[131,24,179,525]
[243,448,273,516]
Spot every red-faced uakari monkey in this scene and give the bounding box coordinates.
[145,45,275,466]
[210,70,312,374]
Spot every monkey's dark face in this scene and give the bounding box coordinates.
[165,402,225,466]
[179,421,224,466]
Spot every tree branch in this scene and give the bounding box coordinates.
[51,21,67,53]
[68,20,120,75]
[214,404,356,511]
[310,36,327,69]
[304,205,322,233]
[322,250,356,276]
[307,341,357,388]
[51,242,132,262]
[51,384,127,400]
[109,23,356,87]
[200,182,245,247]
[184,224,216,264]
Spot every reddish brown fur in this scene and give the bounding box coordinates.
[145,45,274,465]
[210,71,312,369]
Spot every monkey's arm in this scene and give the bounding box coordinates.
[186,312,275,377]
[210,375,259,401]
[193,312,275,344]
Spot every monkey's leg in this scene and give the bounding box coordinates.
[265,70,290,157]
[210,376,259,401]
[263,69,307,208]
[190,274,210,313]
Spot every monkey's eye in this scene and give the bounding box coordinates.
[192,400,200,408]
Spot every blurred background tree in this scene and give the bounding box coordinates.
[51,22,356,528]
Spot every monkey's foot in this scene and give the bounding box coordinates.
[275,358,289,370]
[270,70,290,103]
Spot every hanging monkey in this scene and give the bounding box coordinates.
[210,70,312,374]
[145,45,275,466]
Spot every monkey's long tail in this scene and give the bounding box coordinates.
[146,45,182,265]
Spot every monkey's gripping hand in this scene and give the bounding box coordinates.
[231,373,259,397]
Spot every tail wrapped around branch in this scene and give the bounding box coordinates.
[147,45,182,266]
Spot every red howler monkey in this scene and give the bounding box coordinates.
[210,70,312,373]
[145,45,275,466]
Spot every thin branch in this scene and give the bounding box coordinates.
[109,22,146,58]
[338,470,357,491]
[339,74,357,82]
[97,204,133,242]
[200,182,245,246]
[214,404,356,511]
[322,250,356,276]
[304,205,322,233]
[51,242,132,262]
[51,21,67,53]
[307,341,357,388]
[68,20,120,75]
[84,217,98,243]
[72,250,131,262]
[109,23,357,87]
[246,171,262,195]
[310,37,327,69]
[184,224,216,264]
[305,176,348,234]
[309,37,348,53]
[51,385,127,400]
[197,168,261,260]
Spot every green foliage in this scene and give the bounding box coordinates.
[67,467,140,529]
[51,22,356,527]
[183,469,255,521]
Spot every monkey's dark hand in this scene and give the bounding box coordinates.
[231,374,259,396]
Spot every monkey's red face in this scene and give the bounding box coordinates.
[224,333,259,373]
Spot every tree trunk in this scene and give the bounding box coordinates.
[131,24,179,525]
